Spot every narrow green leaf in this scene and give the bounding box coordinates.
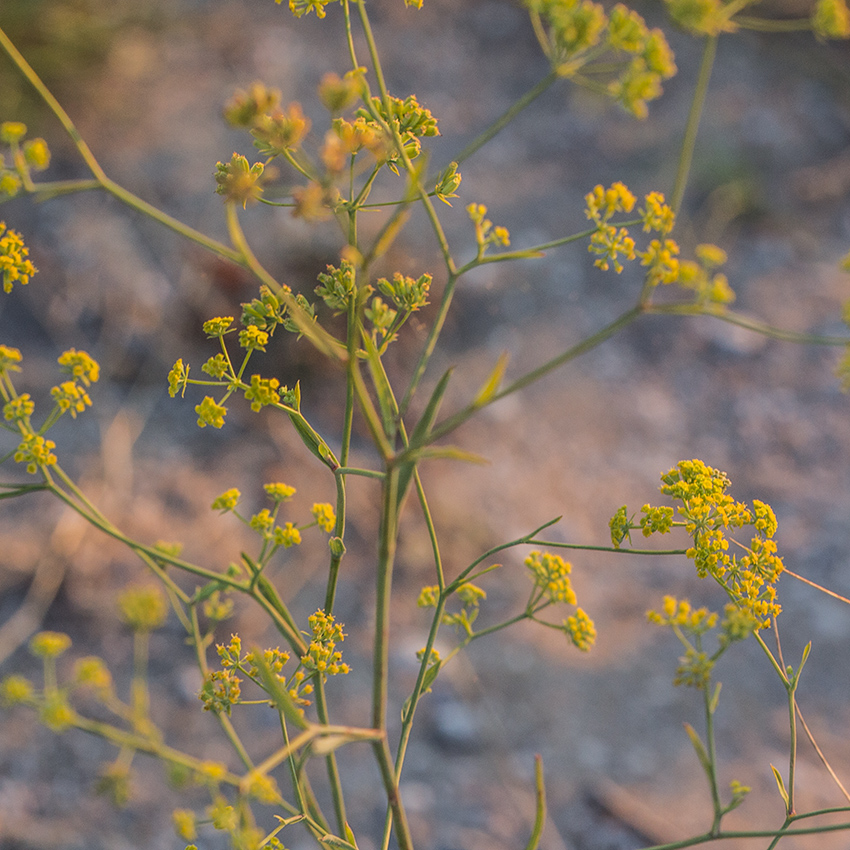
[472,351,509,407]
[253,647,310,730]
[683,722,712,778]
[409,367,453,447]
[421,658,442,693]
[708,681,722,715]
[319,834,358,850]
[401,659,442,723]
[793,641,812,687]
[289,411,339,471]
[343,822,359,850]
[771,764,790,807]
[192,580,226,604]
[408,445,489,465]
[396,367,453,509]
[361,331,397,441]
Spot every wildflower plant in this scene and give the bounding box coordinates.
[1,2,850,850]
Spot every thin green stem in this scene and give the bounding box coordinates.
[0,25,245,265]
[671,35,718,214]
[647,303,849,346]
[24,178,101,199]
[224,204,345,360]
[529,539,688,556]
[398,271,459,418]
[450,70,558,169]
[447,518,560,591]
[323,471,347,613]
[334,466,384,479]
[131,631,151,725]
[354,0,455,275]
[425,305,643,446]
[372,466,399,733]
[313,680,348,834]
[734,15,812,32]
[786,689,799,816]
[188,608,255,770]
[702,682,723,833]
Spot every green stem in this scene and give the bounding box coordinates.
[450,70,558,168]
[425,305,643,445]
[734,15,812,32]
[529,539,688,556]
[647,302,849,346]
[26,178,101,198]
[373,734,414,850]
[702,681,723,833]
[671,35,718,214]
[370,464,414,850]
[334,466,384,479]
[323,471,347,613]
[398,271,459,418]
[354,0,455,275]
[188,608,255,770]
[786,689,799,817]
[313,679,348,834]
[224,204,345,360]
[372,467,399,733]
[131,631,151,726]
[0,25,245,265]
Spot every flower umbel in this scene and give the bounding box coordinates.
[15,434,57,474]
[0,222,37,293]
[525,550,576,604]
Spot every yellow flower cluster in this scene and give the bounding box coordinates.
[51,380,92,419]
[301,610,350,678]
[565,607,596,651]
[674,647,714,689]
[584,184,733,304]
[214,153,273,208]
[467,203,511,255]
[647,595,718,632]
[212,487,241,512]
[1,123,51,200]
[118,585,168,632]
[526,1,677,118]
[195,396,227,429]
[244,374,280,411]
[3,393,34,422]
[311,502,336,532]
[14,433,57,474]
[0,222,37,293]
[264,481,296,501]
[57,349,99,386]
[649,460,784,627]
[525,550,577,604]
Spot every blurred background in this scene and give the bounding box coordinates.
[1,1,850,848]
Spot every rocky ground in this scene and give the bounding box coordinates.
[1,1,850,849]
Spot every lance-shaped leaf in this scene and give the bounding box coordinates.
[396,367,453,509]
[361,330,397,441]
[401,656,442,723]
[319,833,358,850]
[684,722,712,779]
[253,643,310,728]
[289,410,340,471]
[771,764,790,810]
[472,351,509,408]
